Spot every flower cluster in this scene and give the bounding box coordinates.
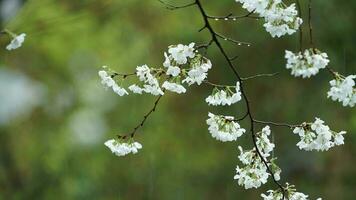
[104,139,142,156]
[206,113,246,142]
[327,74,356,107]
[182,55,212,85]
[164,42,212,87]
[293,118,346,151]
[235,0,302,37]
[130,64,165,96]
[6,33,26,50]
[205,82,242,106]
[99,43,213,97]
[162,81,186,94]
[234,146,269,189]
[234,126,281,189]
[285,49,330,78]
[261,184,322,200]
[99,43,214,156]
[98,69,128,96]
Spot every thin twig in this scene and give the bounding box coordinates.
[158,0,196,10]
[207,11,261,20]
[203,80,235,88]
[195,39,214,50]
[118,93,164,139]
[253,119,300,129]
[215,32,251,46]
[229,55,239,61]
[241,72,280,81]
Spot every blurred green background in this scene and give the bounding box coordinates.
[0,0,355,199]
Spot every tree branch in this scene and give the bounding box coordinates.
[194,0,286,197]
[206,11,261,21]
[308,0,314,48]
[215,32,251,47]
[296,0,303,51]
[118,93,164,139]
[253,119,300,129]
[241,72,280,81]
[158,0,196,10]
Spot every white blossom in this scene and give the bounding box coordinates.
[234,146,270,189]
[205,82,242,106]
[206,112,246,142]
[163,52,181,77]
[98,69,128,96]
[166,66,181,77]
[261,184,322,200]
[6,33,26,50]
[285,49,329,78]
[104,139,142,156]
[162,81,186,94]
[135,65,164,96]
[235,0,269,14]
[183,57,212,85]
[234,126,281,189]
[257,126,275,157]
[167,43,195,65]
[327,74,356,107]
[236,0,302,37]
[128,84,143,94]
[262,3,302,37]
[293,118,346,151]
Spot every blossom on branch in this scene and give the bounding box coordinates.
[234,126,281,189]
[98,69,128,96]
[104,139,142,156]
[162,81,186,94]
[327,74,356,107]
[134,65,165,96]
[285,49,329,78]
[205,81,242,106]
[206,112,246,142]
[235,0,302,37]
[6,33,26,50]
[293,118,346,151]
[261,183,322,200]
[182,55,212,85]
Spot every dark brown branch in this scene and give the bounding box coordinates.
[308,0,314,47]
[195,39,214,50]
[207,11,261,20]
[194,0,286,197]
[112,72,136,79]
[235,112,249,122]
[118,93,164,139]
[296,0,303,51]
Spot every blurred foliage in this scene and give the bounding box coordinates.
[0,0,355,199]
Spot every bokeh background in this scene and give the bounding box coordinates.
[0,0,355,199]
